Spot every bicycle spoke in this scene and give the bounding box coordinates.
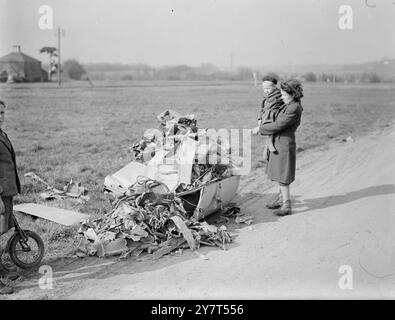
[14,237,41,264]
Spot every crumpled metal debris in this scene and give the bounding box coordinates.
[129,109,239,186]
[77,177,233,258]
[77,110,241,259]
[131,110,197,163]
[24,172,89,202]
[235,215,253,225]
[215,206,252,225]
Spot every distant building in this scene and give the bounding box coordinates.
[0,48,48,82]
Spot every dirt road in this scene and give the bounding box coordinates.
[7,125,395,299]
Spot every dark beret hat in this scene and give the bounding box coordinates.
[261,75,278,84]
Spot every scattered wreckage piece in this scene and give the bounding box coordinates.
[24,172,89,202]
[235,215,254,225]
[170,216,197,250]
[14,203,89,226]
[101,238,128,257]
[213,206,253,226]
[138,238,187,261]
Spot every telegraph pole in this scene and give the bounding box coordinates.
[56,27,65,86]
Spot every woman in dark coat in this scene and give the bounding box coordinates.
[258,79,303,216]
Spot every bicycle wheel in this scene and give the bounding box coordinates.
[8,230,44,269]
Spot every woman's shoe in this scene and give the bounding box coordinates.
[274,200,292,216]
[265,194,282,209]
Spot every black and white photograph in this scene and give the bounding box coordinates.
[0,0,395,304]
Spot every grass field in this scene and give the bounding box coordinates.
[1,80,394,261]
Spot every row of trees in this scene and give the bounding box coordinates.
[39,53,386,84]
[40,47,88,81]
[85,64,386,83]
[302,72,382,83]
[85,63,257,81]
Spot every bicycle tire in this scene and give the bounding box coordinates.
[8,230,45,269]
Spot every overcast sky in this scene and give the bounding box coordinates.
[0,0,394,67]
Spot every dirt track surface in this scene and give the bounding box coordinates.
[6,125,395,299]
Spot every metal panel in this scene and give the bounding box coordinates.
[14,203,89,226]
[193,175,240,220]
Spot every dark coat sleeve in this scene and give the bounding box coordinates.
[0,136,21,197]
[258,102,300,135]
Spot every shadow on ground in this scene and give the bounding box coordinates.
[292,184,395,214]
